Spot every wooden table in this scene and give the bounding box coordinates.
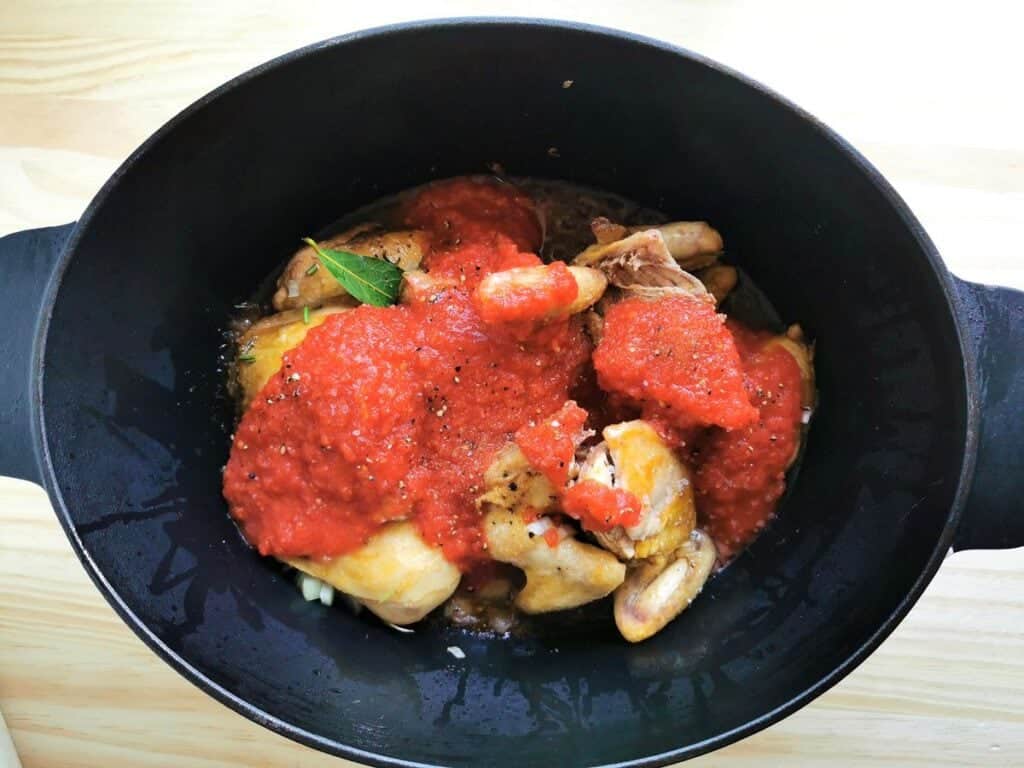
[1,2,1022,766]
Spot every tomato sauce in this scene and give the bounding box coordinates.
[223,179,589,569]
[592,295,758,432]
[562,480,643,532]
[403,177,543,290]
[693,322,805,558]
[515,400,589,488]
[422,236,540,292]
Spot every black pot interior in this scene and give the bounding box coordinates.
[42,21,969,767]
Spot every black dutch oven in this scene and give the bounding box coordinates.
[1,19,1021,768]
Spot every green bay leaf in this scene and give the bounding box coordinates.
[302,237,403,307]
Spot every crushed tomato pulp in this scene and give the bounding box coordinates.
[693,323,804,558]
[562,480,644,532]
[223,178,806,573]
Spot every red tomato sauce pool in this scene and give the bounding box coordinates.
[223,179,589,569]
[403,177,543,290]
[562,480,643,532]
[593,295,758,432]
[693,322,805,558]
[515,400,589,488]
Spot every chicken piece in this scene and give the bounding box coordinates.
[273,225,429,310]
[614,529,717,642]
[585,219,730,307]
[589,218,724,270]
[399,269,457,304]
[482,508,625,613]
[576,420,696,560]
[629,222,723,270]
[584,308,605,345]
[285,522,460,625]
[574,229,712,303]
[696,264,738,305]
[474,264,608,323]
[475,443,560,517]
[476,443,625,613]
[590,216,628,244]
[236,302,351,409]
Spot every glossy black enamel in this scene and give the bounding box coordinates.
[952,279,1024,551]
[0,224,70,485]
[0,19,1021,768]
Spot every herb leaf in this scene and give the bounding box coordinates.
[302,237,402,307]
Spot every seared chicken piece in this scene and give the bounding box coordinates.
[583,308,605,345]
[633,222,723,270]
[476,443,624,613]
[576,420,696,560]
[286,522,460,625]
[614,529,717,642]
[589,218,724,271]
[273,224,429,310]
[574,230,711,302]
[475,264,608,321]
[236,302,350,409]
[476,443,561,517]
[578,222,737,314]
[399,269,457,304]
[590,216,628,245]
[483,508,625,613]
[695,264,738,305]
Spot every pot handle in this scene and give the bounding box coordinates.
[0,224,75,485]
[952,276,1024,551]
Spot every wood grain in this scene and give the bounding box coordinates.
[1,2,1022,766]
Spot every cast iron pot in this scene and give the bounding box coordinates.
[1,19,1021,768]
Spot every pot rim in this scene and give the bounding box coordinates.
[32,17,981,768]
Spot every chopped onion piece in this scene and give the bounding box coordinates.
[801,408,813,424]
[525,517,554,537]
[386,622,415,634]
[297,573,322,602]
[286,279,300,298]
[446,646,466,659]
[318,583,335,606]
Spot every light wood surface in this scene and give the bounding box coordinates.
[1,2,1022,766]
